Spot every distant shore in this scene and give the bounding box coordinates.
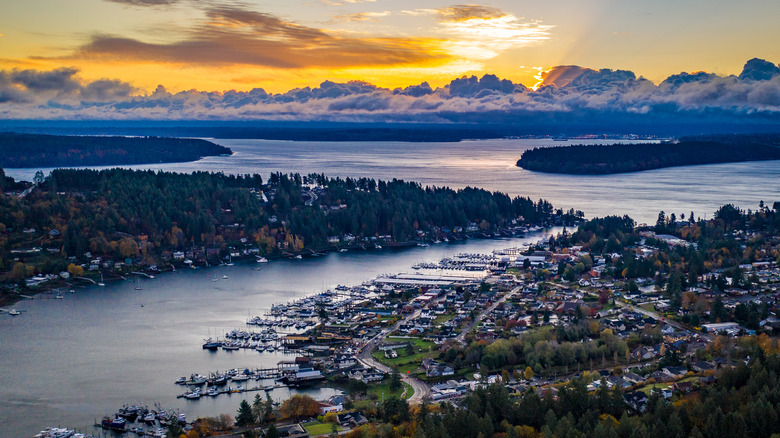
[0,133,232,168]
[516,134,780,175]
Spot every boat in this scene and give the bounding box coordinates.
[116,405,141,420]
[212,273,218,282]
[8,308,21,316]
[97,274,105,287]
[294,255,302,260]
[129,426,145,435]
[256,256,268,263]
[202,339,221,351]
[54,290,63,299]
[206,387,219,397]
[222,275,229,279]
[101,416,126,431]
[231,374,250,382]
[339,248,348,252]
[68,289,75,293]
[141,411,156,424]
[222,343,239,351]
[183,389,202,399]
[175,376,187,385]
[177,413,186,425]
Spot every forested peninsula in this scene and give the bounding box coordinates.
[516,134,780,174]
[0,133,232,168]
[0,168,582,302]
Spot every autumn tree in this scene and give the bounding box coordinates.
[280,394,320,421]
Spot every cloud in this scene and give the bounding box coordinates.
[739,57,780,81]
[433,5,553,60]
[0,67,137,104]
[105,0,179,5]
[47,6,448,69]
[333,11,391,22]
[2,59,780,125]
[435,4,506,22]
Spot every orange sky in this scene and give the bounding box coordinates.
[1,0,779,94]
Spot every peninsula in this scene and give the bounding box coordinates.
[516,134,780,174]
[0,133,232,168]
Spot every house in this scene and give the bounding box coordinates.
[319,402,343,415]
[672,381,693,393]
[262,423,309,438]
[624,391,648,412]
[663,366,688,379]
[338,412,368,428]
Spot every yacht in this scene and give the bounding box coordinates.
[8,308,21,316]
[256,256,268,263]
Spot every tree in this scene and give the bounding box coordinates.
[166,421,184,438]
[11,262,28,280]
[67,263,84,277]
[236,399,255,427]
[382,396,410,424]
[524,366,534,381]
[390,367,402,392]
[280,394,320,420]
[266,423,280,438]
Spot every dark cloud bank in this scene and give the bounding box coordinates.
[2,58,780,136]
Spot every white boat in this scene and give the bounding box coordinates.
[212,274,218,282]
[54,291,63,299]
[98,274,105,287]
[206,387,219,396]
[294,255,302,260]
[8,308,21,316]
[256,257,268,263]
[222,275,228,279]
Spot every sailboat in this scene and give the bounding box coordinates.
[226,254,234,266]
[98,274,105,287]
[8,308,21,316]
[54,289,63,299]
[134,278,142,290]
[212,273,219,282]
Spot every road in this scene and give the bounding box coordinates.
[613,299,713,342]
[355,307,431,404]
[456,286,522,344]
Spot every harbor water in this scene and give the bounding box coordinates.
[1,233,556,437]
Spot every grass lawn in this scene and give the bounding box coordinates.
[304,422,342,436]
[372,336,438,369]
[638,382,670,395]
[433,314,455,325]
[367,380,410,400]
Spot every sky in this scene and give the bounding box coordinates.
[2,0,779,94]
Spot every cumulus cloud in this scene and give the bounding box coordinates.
[2,59,780,124]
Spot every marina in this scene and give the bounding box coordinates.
[2,232,553,437]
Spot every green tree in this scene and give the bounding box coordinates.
[236,399,255,427]
[389,367,402,392]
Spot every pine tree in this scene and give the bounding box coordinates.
[236,399,255,427]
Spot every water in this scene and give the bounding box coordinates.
[0,233,556,437]
[5,138,779,224]
[1,138,778,435]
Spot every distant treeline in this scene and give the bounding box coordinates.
[0,133,232,168]
[516,134,780,174]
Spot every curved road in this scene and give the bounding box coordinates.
[355,308,431,404]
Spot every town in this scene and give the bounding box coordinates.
[55,201,778,438]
